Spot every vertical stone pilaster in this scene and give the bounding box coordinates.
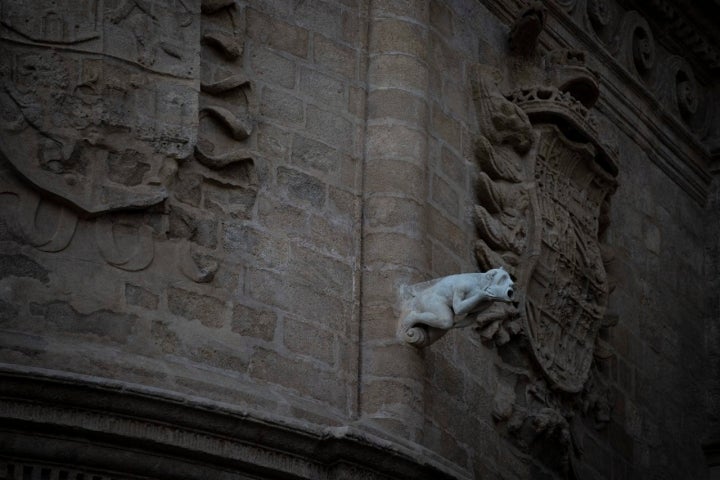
[359,0,431,441]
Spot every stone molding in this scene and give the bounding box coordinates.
[0,364,466,480]
[481,0,717,203]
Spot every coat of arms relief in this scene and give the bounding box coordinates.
[0,0,257,282]
[472,5,620,473]
[398,4,620,474]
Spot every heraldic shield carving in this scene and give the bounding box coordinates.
[0,0,200,214]
[472,51,618,393]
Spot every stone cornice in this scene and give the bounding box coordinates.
[621,0,720,75]
[0,364,467,480]
[480,0,716,204]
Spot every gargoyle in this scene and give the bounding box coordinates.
[399,268,515,347]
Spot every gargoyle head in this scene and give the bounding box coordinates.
[484,267,515,302]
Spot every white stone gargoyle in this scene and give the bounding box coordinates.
[398,268,515,347]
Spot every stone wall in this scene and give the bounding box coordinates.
[0,0,718,479]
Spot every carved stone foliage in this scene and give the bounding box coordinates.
[0,1,258,282]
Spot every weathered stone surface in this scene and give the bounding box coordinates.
[0,0,718,479]
[167,287,227,328]
[0,254,49,284]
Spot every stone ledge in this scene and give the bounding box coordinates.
[0,364,469,480]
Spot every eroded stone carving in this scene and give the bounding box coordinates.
[0,0,198,215]
[472,58,617,392]
[468,7,621,474]
[508,2,546,56]
[0,2,259,282]
[398,268,515,347]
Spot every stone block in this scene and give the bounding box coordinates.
[339,151,361,191]
[372,0,428,22]
[306,105,353,149]
[203,180,257,220]
[442,79,468,123]
[249,347,345,407]
[365,196,422,232]
[287,244,354,301]
[362,268,400,304]
[363,232,426,268]
[188,340,250,372]
[440,146,470,192]
[167,287,227,328]
[429,0,453,37]
[257,122,292,163]
[173,170,202,207]
[261,87,304,126]
[370,19,427,59]
[256,195,309,236]
[247,9,309,58]
[367,123,427,162]
[431,105,462,152]
[364,159,425,201]
[428,352,465,400]
[277,167,326,209]
[292,134,341,175]
[428,206,467,256]
[430,34,464,82]
[314,35,357,79]
[368,55,428,93]
[364,343,425,379]
[222,224,289,270]
[348,86,366,118]
[431,173,459,218]
[246,268,349,331]
[431,241,462,277]
[367,89,427,125]
[299,68,346,109]
[361,302,400,341]
[151,319,179,354]
[309,214,355,259]
[283,318,337,367]
[292,0,343,39]
[125,284,159,310]
[250,47,297,89]
[328,187,358,221]
[341,9,361,45]
[362,378,422,413]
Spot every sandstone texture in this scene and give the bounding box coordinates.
[0,0,719,479]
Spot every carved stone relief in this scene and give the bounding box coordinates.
[0,1,258,282]
[469,5,620,474]
[0,0,197,214]
[550,0,714,141]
